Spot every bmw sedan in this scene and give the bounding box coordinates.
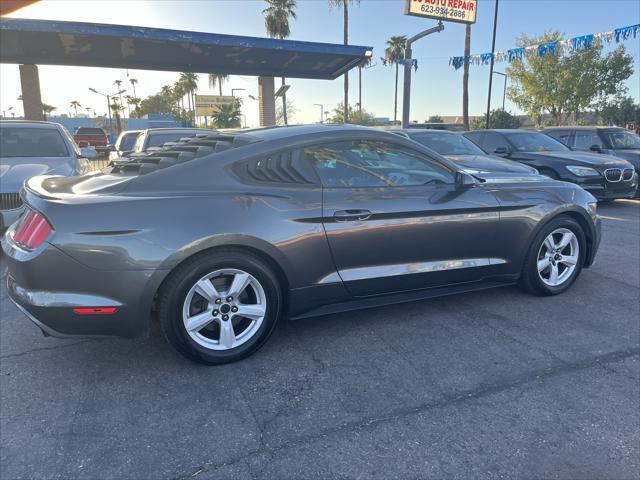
[391,128,539,176]
[3,125,601,364]
[464,129,637,200]
[1,120,96,230]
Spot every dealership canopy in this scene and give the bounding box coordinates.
[0,18,373,80]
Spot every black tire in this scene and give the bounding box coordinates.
[158,249,282,365]
[518,215,586,296]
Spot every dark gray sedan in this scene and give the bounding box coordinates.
[3,125,601,364]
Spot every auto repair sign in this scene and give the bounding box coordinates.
[405,0,477,24]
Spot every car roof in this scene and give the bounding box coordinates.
[394,128,458,135]
[544,126,628,131]
[144,128,214,134]
[236,123,377,141]
[0,120,60,129]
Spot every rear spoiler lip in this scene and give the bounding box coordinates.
[23,175,62,201]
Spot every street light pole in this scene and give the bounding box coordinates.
[2,106,13,118]
[485,0,500,128]
[401,21,445,128]
[493,71,507,110]
[313,103,324,123]
[89,88,125,140]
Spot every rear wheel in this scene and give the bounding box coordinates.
[519,216,586,296]
[158,250,282,364]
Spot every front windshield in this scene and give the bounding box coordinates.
[507,132,570,152]
[411,132,485,156]
[602,130,640,149]
[0,127,69,158]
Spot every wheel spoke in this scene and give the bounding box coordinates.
[218,319,236,349]
[195,279,220,303]
[227,272,251,298]
[186,310,214,332]
[549,264,559,285]
[560,255,578,266]
[543,235,555,253]
[557,232,573,251]
[235,303,266,320]
[537,256,551,273]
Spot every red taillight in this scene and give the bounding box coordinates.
[11,209,53,251]
[73,307,118,315]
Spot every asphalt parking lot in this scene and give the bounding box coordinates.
[1,200,638,480]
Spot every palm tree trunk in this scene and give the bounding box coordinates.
[343,0,349,123]
[219,82,222,97]
[358,67,362,113]
[462,24,471,130]
[281,76,288,125]
[394,63,399,122]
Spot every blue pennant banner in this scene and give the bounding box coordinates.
[449,24,640,70]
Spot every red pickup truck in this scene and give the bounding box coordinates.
[73,127,109,155]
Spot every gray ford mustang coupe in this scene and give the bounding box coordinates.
[3,125,601,364]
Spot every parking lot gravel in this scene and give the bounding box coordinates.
[1,200,638,480]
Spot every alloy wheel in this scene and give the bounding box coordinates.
[536,228,579,287]
[182,269,267,350]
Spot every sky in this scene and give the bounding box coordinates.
[1,0,639,127]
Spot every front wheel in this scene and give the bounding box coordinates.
[158,250,282,364]
[519,216,586,296]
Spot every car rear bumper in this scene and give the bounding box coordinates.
[2,238,162,338]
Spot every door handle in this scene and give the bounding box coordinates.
[333,209,372,221]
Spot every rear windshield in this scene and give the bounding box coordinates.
[76,128,105,135]
[410,132,485,155]
[117,131,141,151]
[146,132,199,148]
[0,127,69,157]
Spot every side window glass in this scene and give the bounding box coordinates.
[465,132,484,148]
[483,133,508,153]
[574,132,603,149]
[305,141,454,188]
[547,130,572,146]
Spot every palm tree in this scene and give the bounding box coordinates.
[263,0,297,125]
[41,103,56,120]
[69,100,81,117]
[128,97,142,119]
[174,81,187,120]
[110,100,124,135]
[357,56,372,114]
[85,106,92,117]
[384,35,407,123]
[208,73,229,97]
[211,101,242,128]
[180,72,199,124]
[113,79,124,106]
[329,0,360,123]
[129,78,138,99]
[462,24,472,130]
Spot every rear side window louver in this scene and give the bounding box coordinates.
[108,132,256,175]
[233,150,318,185]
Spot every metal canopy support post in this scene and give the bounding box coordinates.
[401,21,444,128]
[19,64,44,121]
[485,0,500,128]
[258,76,276,127]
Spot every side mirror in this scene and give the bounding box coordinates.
[493,146,511,156]
[589,144,602,153]
[79,147,98,160]
[455,171,476,188]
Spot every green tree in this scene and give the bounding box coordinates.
[69,100,81,117]
[462,24,472,130]
[598,95,640,126]
[41,103,56,120]
[507,31,634,126]
[384,35,407,124]
[471,109,520,130]
[211,100,242,128]
[263,0,297,125]
[427,115,443,123]
[208,73,229,96]
[180,72,199,123]
[329,0,360,124]
[327,102,375,125]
